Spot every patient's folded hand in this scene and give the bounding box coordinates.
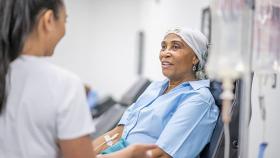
[126,144,157,158]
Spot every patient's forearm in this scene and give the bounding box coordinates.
[92,125,124,153]
[96,144,157,158]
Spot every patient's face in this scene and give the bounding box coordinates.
[159,33,197,81]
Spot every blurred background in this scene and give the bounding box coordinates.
[49,0,280,157]
[51,0,209,99]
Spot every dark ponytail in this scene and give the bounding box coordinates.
[0,0,63,114]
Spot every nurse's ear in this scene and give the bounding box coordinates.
[37,10,57,36]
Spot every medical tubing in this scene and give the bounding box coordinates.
[224,122,230,158]
[94,134,119,151]
[222,99,232,158]
[221,78,234,158]
[257,74,269,158]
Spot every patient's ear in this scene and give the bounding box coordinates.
[192,56,199,65]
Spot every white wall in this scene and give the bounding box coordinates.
[139,0,210,80]
[52,0,141,99]
[51,0,210,98]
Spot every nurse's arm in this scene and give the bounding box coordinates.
[59,135,96,158]
[92,125,124,153]
[150,147,172,158]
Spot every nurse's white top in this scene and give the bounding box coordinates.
[0,55,95,158]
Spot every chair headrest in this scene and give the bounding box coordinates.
[209,80,223,108]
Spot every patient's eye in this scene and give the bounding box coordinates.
[161,43,167,51]
[172,43,181,50]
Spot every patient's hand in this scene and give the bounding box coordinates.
[126,144,157,158]
[150,147,172,158]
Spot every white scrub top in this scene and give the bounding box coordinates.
[0,55,95,158]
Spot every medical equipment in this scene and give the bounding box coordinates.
[252,0,280,157]
[104,134,118,146]
[253,0,280,74]
[257,75,269,158]
[94,133,119,151]
[207,0,254,158]
[200,80,241,158]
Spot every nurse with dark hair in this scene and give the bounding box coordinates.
[0,0,156,158]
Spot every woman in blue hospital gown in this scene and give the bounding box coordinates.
[93,28,219,158]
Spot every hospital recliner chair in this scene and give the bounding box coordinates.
[91,78,151,138]
[119,78,151,106]
[200,80,241,158]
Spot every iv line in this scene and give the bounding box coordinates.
[94,133,119,152]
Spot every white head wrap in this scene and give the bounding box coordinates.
[165,27,209,79]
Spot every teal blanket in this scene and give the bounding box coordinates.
[100,138,129,154]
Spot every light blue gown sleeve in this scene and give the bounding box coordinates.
[156,96,218,158]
